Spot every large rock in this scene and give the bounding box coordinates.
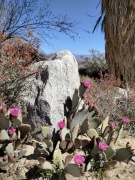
[20,50,80,131]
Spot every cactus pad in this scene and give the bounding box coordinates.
[104,146,116,161]
[18,124,31,140]
[64,154,74,166]
[41,126,51,138]
[113,147,131,161]
[74,138,81,149]
[11,112,22,127]
[70,105,96,131]
[0,110,9,129]
[87,129,98,139]
[0,129,10,140]
[65,163,81,177]
[72,89,80,111]
[101,116,109,134]
[71,124,80,142]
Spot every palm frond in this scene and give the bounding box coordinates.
[92,14,103,33]
[96,0,102,9]
[101,15,105,32]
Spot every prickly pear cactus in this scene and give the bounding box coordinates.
[70,104,98,131]
[22,81,134,178]
[0,106,31,168]
[113,142,135,162]
[0,106,9,129]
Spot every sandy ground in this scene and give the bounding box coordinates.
[0,132,135,180]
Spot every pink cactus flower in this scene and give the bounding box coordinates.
[110,122,115,128]
[82,93,87,98]
[74,155,85,165]
[98,142,108,151]
[9,127,16,135]
[58,121,65,129]
[83,81,91,88]
[122,117,129,123]
[10,108,19,116]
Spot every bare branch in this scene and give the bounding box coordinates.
[0,0,78,44]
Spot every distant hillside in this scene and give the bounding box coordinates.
[45,52,90,62]
[45,53,90,62]
[73,54,90,62]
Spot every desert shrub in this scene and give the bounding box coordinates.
[0,36,45,105]
[78,49,107,71]
[81,74,135,124]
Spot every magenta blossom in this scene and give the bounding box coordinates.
[83,81,91,88]
[110,122,115,128]
[98,142,108,151]
[10,108,19,116]
[122,117,129,123]
[9,127,16,135]
[74,155,85,165]
[82,93,87,98]
[58,121,65,129]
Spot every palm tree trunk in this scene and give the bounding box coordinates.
[103,0,135,83]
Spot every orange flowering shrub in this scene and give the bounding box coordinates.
[0,36,44,105]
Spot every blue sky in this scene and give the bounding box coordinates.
[41,0,105,55]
